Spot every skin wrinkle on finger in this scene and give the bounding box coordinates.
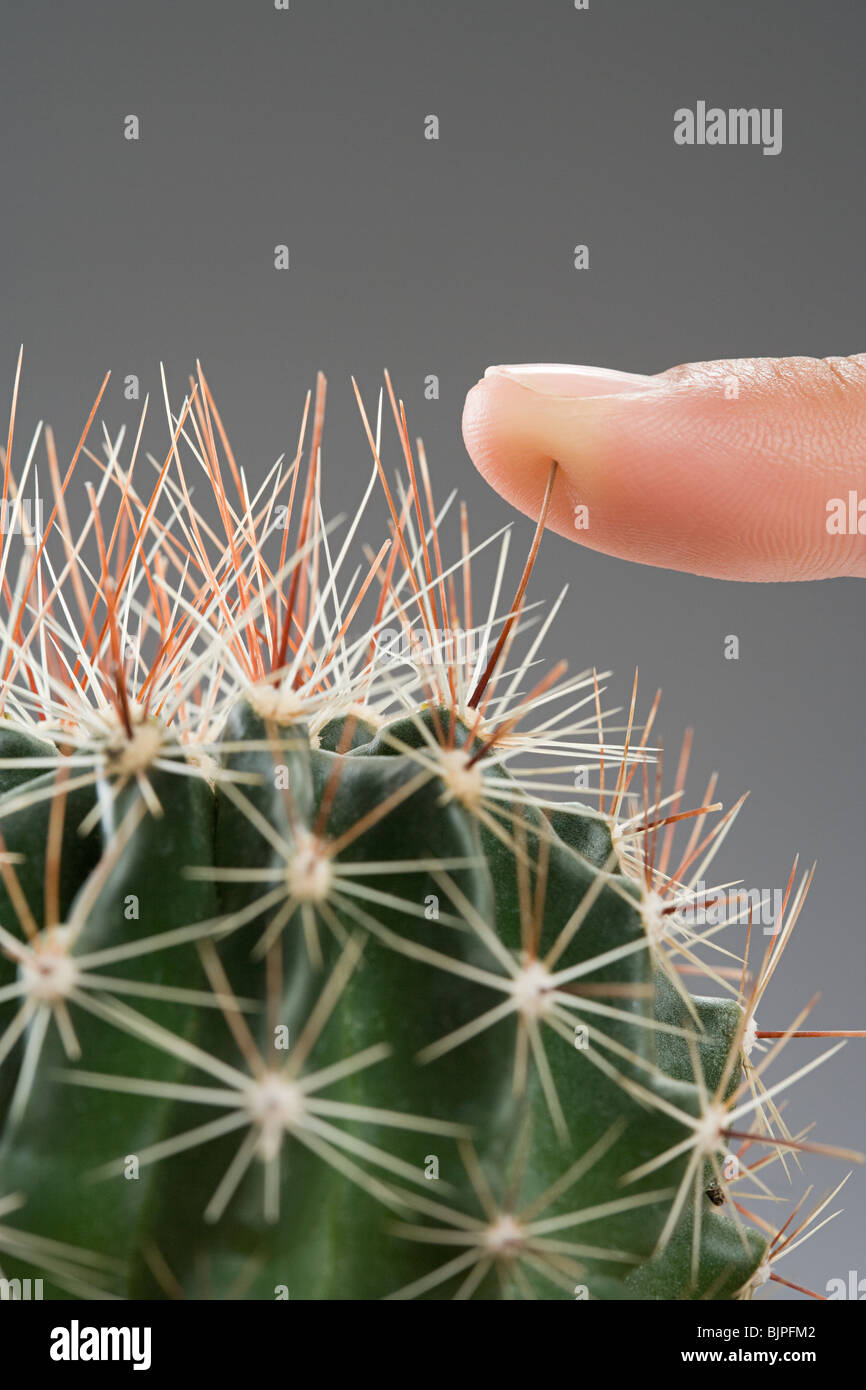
[658,357,866,482]
[462,356,866,582]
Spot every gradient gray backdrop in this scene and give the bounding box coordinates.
[1,0,863,1299]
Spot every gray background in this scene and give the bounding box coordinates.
[1,0,863,1298]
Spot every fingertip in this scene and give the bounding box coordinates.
[462,373,577,532]
[463,357,866,581]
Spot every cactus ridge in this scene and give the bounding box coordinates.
[0,363,859,1301]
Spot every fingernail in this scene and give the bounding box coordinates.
[484,363,655,398]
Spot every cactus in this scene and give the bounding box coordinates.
[0,362,859,1301]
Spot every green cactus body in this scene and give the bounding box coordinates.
[0,727,101,1113]
[0,702,768,1300]
[0,757,217,1285]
